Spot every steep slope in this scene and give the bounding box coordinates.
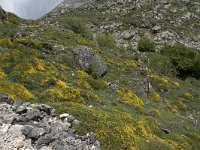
[0,0,200,150]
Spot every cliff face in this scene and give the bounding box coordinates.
[0,0,200,150]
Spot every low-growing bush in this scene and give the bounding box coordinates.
[96,33,116,49]
[14,38,42,49]
[41,87,84,103]
[138,37,155,52]
[0,38,13,47]
[161,44,200,79]
[0,81,34,100]
[117,88,144,108]
[148,91,160,102]
[85,77,109,90]
[148,52,177,76]
[63,17,93,40]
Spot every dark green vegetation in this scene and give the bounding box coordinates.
[96,33,116,49]
[161,44,200,79]
[0,2,200,150]
[63,16,93,40]
[148,44,200,79]
[138,37,155,52]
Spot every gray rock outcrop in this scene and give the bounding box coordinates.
[0,94,101,150]
[73,45,107,78]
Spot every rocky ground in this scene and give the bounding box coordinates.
[0,94,100,150]
[51,0,200,50]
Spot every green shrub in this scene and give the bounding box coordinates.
[63,17,93,40]
[14,38,42,49]
[161,44,200,79]
[0,38,13,47]
[0,25,19,37]
[148,52,177,76]
[96,33,116,49]
[185,77,200,87]
[138,37,156,52]
[85,77,108,90]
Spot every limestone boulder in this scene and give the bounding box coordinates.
[73,45,107,78]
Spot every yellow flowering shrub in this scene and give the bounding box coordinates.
[116,59,138,68]
[0,38,12,47]
[75,70,89,79]
[148,109,161,117]
[33,58,46,71]
[77,38,87,45]
[0,81,34,100]
[85,78,109,90]
[13,58,45,74]
[40,76,56,86]
[3,20,11,25]
[105,58,114,65]
[148,91,160,102]
[93,48,102,53]
[13,64,37,74]
[81,91,100,102]
[67,29,74,35]
[117,88,144,108]
[56,79,69,88]
[42,88,63,100]
[76,80,93,90]
[173,81,180,88]
[50,102,184,150]
[42,87,84,103]
[123,59,138,68]
[150,74,180,90]
[152,75,170,87]
[123,124,136,135]
[14,38,42,49]
[53,63,69,70]
[0,71,6,78]
[135,120,150,136]
[173,100,187,111]
[183,93,193,100]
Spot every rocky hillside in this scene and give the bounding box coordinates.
[0,0,200,149]
[52,0,200,50]
[52,0,96,12]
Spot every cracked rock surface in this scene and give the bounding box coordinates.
[0,96,100,150]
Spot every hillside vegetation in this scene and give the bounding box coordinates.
[0,0,200,149]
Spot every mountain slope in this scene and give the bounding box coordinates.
[0,1,200,149]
